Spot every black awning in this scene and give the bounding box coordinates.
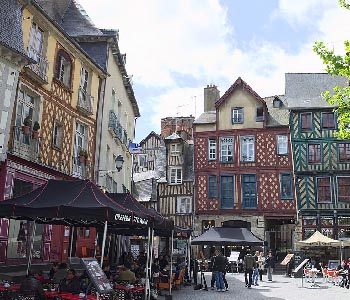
[191,227,265,246]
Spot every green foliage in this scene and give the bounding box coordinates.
[33,121,40,131]
[313,3,350,139]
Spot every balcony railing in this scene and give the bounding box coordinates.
[71,156,91,179]
[108,110,129,147]
[11,126,41,162]
[77,87,94,115]
[26,45,49,82]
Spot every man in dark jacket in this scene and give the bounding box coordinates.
[59,268,81,294]
[244,249,256,288]
[265,251,275,281]
[20,270,47,300]
[212,250,227,291]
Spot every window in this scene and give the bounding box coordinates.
[277,135,288,155]
[79,67,89,101]
[256,107,264,122]
[338,143,350,162]
[220,175,234,209]
[176,196,191,214]
[208,175,218,198]
[220,136,234,163]
[280,173,293,199]
[242,174,257,209]
[208,139,217,160]
[321,112,336,129]
[170,143,180,155]
[232,108,244,124]
[138,154,148,168]
[55,50,72,87]
[52,120,63,149]
[308,144,321,164]
[28,22,44,62]
[337,177,350,202]
[169,167,182,184]
[74,122,87,157]
[240,136,255,162]
[316,177,331,203]
[300,112,312,131]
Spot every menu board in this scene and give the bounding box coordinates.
[80,258,114,294]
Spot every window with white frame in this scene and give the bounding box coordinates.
[28,22,44,62]
[277,135,288,155]
[169,167,182,184]
[232,107,244,124]
[52,120,63,149]
[79,67,89,101]
[240,136,255,162]
[176,196,192,214]
[138,154,148,168]
[220,136,234,163]
[75,122,87,157]
[208,139,216,160]
[56,50,72,87]
[170,143,180,155]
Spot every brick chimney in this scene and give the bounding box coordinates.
[204,84,220,112]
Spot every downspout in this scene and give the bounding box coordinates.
[21,0,31,11]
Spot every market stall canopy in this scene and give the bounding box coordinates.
[191,227,265,246]
[106,193,174,230]
[295,230,341,247]
[0,179,149,227]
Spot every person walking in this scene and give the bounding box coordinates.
[258,251,265,281]
[212,250,226,292]
[244,249,256,288]
[265,251,275,281]
[252,250,260,286]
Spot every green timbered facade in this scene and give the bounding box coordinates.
[287,73,350,241]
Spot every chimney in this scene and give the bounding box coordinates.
[204,84,220,112]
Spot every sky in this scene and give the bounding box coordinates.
[79,0,350,142]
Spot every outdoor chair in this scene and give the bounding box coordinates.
[175,269,185,289]
[327,270,340,285]
[157,273,176,290]
[321,267,328,282]
[303,268,312,282]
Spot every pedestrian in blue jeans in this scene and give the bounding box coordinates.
[211,250,227,292]
[252,250,260,286]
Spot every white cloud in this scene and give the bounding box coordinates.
[79,0,350,139]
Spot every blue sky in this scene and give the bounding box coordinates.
[79,0,350,142]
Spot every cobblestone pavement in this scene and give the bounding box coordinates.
[166,272,350,300]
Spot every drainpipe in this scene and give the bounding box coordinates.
[21,0,31,11]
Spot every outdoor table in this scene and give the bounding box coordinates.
[309,268,320,287]
[45,291,98,300]
[114,284,145,300]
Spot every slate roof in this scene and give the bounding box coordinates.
[284,73,348,109]
[164,132,182,140]
[264,95,289,127]
[78,41,108,72]
[0,0,30,59]
[193,111,216,124]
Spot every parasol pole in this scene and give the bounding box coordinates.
[145,226,151,300]
[100,221,108,267]
[69,226,74,259]
[169,229,174,296]
[27,220,36,276]
[187,235,191,282]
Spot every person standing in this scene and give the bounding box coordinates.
[252,250,260,286]
[265,251,275,281]
[258,252,265,281]
[244,249,256,288]
[212,250,226,292]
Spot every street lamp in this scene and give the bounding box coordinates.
[115,154,124,172]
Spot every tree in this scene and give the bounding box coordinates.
[313,0,350,139]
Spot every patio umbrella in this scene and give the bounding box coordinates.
[295,230,341,247]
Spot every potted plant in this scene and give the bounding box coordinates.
[32,121,40,139]
[79,149,86,164]
[22,116,31,135]
[84,150,89,165]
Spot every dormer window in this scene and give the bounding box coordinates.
[170,143,180,155]
[256,107,264,122]
[232,107,244,124]
[273,97,282,108]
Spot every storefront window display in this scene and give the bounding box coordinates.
[303,217,317,226]
[320,217,333,226]
[338,228,350,238]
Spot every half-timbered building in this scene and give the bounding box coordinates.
[286,73,350,243]
[194,81,296,253]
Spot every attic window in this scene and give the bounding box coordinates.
[256,107,264,122]
[273,98,282,108]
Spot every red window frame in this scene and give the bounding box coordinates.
[301,113,312,131]
[338,143,350,162]
[308,144,321,163]
[317,177,331,203]
[321,112,335,129]
[338,177,350,202]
